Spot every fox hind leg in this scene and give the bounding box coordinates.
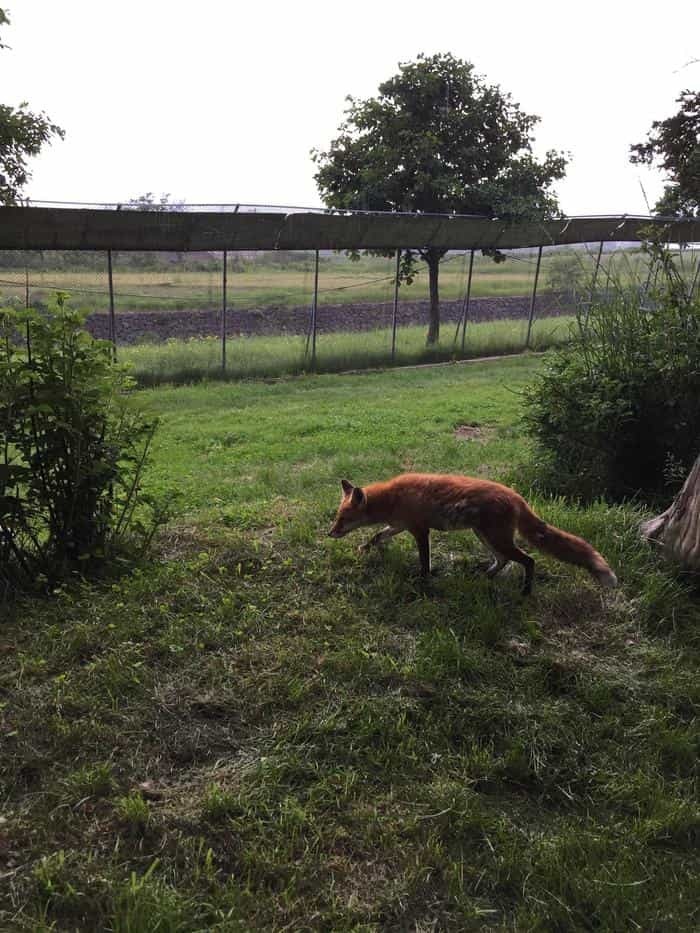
[474,530,509,578]
[478,527,535,595]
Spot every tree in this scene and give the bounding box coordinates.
[641,452,700,571]
[0,8,64,205]
[630,90,700,217]
[126,192,185,212]
[313,53,567,343]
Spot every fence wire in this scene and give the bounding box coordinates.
[1,242,698,384]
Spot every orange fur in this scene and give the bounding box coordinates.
[329,473,617,593]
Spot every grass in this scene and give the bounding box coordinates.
[0,247,658,313]
[1,355,699,931]
[121,315,575,385]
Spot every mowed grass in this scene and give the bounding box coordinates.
[122,315,574,385]
[2,356,699,931]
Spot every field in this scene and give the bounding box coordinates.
[2,355,698,931]
[0,248,650,313]
[3,245,695,385]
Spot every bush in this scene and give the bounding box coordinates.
[523,239,700,502]
[0,293,164,594]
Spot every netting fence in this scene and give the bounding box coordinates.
[1,202,698,384]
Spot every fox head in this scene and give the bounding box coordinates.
[328,479,368,538]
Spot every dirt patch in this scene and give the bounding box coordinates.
[84,293,570,345]
[454,424,495,443]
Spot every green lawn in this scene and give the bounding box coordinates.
[2,355,698,931]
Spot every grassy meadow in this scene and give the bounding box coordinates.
[2,354,698,931]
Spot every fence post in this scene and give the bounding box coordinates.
[221,249,227,372]
[591,240,604,292]
[391,248,400,362]
[310,249,319,369]
[107,249,117,361]
[690,253,700,300]
[461,249,475,353]
[525,245,543,349]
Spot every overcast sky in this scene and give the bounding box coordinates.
[2,0,698,215]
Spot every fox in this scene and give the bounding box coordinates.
[328,473,617,594]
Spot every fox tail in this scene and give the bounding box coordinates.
[517,503,617,588]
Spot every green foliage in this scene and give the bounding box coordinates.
[0,7,8,49]
[63,762,116,801]
[201,783,240,822]
[114,793,151,835]
[313,52,567,343]
[0,293,163,592]
[630,89,700,217]
[126,192,184,212]
[523,239,700,501]
[313,52,566,219]
[0,9,64,205]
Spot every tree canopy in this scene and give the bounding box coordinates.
[630,90,700,218]
[313,53,567,342]
[0,8,64,206]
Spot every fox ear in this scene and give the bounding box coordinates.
[350,486,366,507]
[341,479,354,496]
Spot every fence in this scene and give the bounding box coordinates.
[1,204,698,383]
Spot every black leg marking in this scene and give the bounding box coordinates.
[412,528,431,577]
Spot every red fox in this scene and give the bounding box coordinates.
[329,473,617,594]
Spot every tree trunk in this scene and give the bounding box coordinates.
[426,250,441,346]
[640,452,700,571]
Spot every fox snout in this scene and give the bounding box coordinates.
[328,521,348,538]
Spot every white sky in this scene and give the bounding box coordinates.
[1,0,698,215]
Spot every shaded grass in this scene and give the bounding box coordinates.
[1,355,698,931]
[121,315,574,385]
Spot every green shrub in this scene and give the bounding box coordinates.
[0,293,164,593]
[523,239,700,502]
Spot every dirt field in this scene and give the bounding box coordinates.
[85,293,568,344]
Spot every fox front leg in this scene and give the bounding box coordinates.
[411,528,432,576]
[358,525,403,554]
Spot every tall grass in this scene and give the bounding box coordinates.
[121,315,575,385]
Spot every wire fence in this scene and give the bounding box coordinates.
[1,231,698,384]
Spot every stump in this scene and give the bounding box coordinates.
[640,453,700,571]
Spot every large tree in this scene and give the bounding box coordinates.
[630,90,700,217]
[313,53,567,343]
[0,8,64,205]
